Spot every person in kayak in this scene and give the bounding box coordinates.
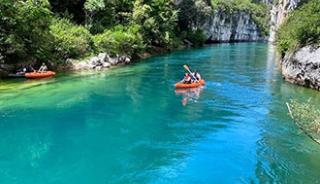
[38,63,48,73]
[192,70,202,81]
[181,73,192,84]
[26,65,35,72]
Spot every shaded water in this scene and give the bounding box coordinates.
[0,43,320,183]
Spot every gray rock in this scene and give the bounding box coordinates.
[89,57,100,65]
[200,10,264,42]
[281,45,320,90]
[109,57,119,65]
[98,53,108,63]
[124,56,131,64]
[69,53,131,71]
[102,62,111,68]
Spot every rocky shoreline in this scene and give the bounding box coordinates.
[281,45,320,90]
[66,53,131,72]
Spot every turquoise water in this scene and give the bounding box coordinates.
[1,43,320,183]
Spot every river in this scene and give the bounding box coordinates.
[0,43,320,183]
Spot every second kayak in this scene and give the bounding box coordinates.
[25,71,56,79]
[175,80,205,89]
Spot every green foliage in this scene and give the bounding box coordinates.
[288,99,320,143]
[83,0,134,34]
[131,0,179,49]
[50,18,92,59]
[0,0,53,63]
[92,25,145,56]
[49,0,86,24]
[177,0,212,29]
[276,0,320,54]
[0,0,274,68]
[181,29,207,46]
[210,0,270,36]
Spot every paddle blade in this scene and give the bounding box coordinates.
[183,65,190,71]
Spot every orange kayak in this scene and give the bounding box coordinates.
[25,71,56,79]
[175,80,205,89]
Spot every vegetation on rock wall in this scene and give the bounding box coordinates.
[0,0,271,69]
[210,0,271,36]
[276,0,320,55]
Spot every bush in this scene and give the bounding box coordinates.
[92,25,145,56]
[131,0,179,49]
[276,0,320,54]
[182,29,207,46]
[50,18,92,59]
[288,99,320,143]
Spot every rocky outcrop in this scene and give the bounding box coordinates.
[67,53,131,71]
[281,45,320,90]
[201,10,264,43]
[269,0,301,42]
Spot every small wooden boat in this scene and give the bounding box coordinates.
[25,71,56,79]
[175,79,205,89]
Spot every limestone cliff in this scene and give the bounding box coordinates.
[269,0,301,42]
[200,10,264,43]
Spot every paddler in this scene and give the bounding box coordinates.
[192,70,202,81]
[38,63,48,73]
[181,73,192,84]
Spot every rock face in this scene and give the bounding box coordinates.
[269,0,301,42]
[68,53,131,71]
[281,45,320,90]
[200,10,264,43]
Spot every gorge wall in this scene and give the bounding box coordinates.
[269,0,301,42]
[272,0,320,90]
[200,10,263,43]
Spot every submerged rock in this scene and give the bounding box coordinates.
[281,45,320,90]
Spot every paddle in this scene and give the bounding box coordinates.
[183,65,199,82]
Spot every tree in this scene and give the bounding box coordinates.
[177,0,212,30]
[131,0,179,48]
[0,0,53,63]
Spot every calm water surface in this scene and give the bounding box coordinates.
[1,43,320,183]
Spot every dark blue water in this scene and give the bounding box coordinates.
[0,43,320,183]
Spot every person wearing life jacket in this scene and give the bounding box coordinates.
[192,70,201,81]
[181,73,192,84]
[38,63,48,73]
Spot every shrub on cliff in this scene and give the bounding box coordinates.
[181,29,207,46]
[277,0,320,54]
[92,25,145,56]
[50,18,92,59]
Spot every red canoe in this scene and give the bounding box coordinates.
[175,80,205,89]
[25,71,56,79]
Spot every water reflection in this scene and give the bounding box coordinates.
[175,87,203,106]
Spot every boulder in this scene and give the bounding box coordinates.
[281,45,320,90]
[109,56,119,65]
[98,53,108,63]
[89,56,100,66]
